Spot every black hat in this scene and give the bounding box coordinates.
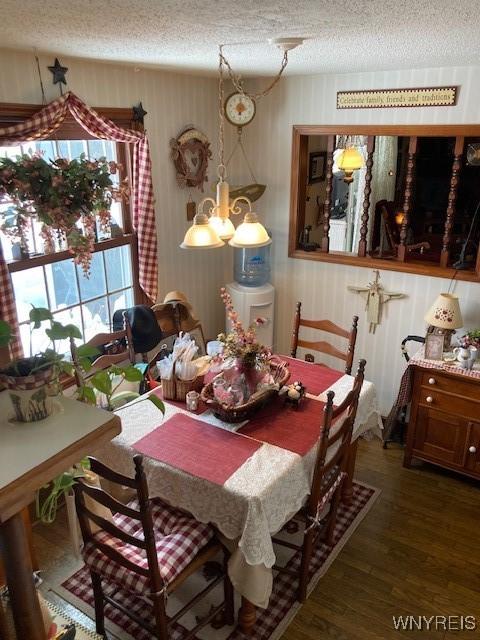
[113,305,163,354]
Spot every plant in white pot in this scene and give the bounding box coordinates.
[0,308,81,422]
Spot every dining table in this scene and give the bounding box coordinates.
[97,356,382,635]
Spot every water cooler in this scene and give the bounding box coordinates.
[226,241,275,348]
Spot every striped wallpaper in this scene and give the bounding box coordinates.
[243,65,480,413]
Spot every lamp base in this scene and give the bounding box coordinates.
[426,325,456,351]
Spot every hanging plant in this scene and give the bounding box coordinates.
[0,153,128,274]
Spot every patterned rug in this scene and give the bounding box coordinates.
[52,482,379,640]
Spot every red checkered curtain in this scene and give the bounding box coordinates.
[0,92,158,306]
[0,243,23,358]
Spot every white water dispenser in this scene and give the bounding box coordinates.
[226,281,275,349]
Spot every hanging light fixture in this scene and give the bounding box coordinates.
[181,40,302,249]
[336,147,365,184]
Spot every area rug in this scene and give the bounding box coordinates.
[51,481,379,640]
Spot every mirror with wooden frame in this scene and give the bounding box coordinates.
[289,125,480,282]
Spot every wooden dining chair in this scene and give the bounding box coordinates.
[74,455,234,640]
[70,312,135,387]
[272,359,366,603]
[290,301,359,374]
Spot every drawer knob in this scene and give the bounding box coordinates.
[428,377,436,385]
[426,396,433,403]
[469,446,477,454]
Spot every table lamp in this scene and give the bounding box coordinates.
[424,293,463,350]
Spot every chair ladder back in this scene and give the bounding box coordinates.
[133,455,165,597]
[290,301,358,374]
[328,359,366,473]
[73,455,165,596]
[306,390,335,516]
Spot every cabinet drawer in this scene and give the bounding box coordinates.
[420,370,480,401]
[418,387,480,420]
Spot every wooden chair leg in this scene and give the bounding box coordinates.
[152,593,169,640]
[223,551,235,626]
[325,486,342,547]
[90,572,106,638]
[297,528,315,603]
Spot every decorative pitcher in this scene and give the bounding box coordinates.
[453,346,478,370]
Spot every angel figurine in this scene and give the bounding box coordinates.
[347,270,406,334]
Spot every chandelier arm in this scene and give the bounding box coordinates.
[219,50,289,101]
[230,196,252,216]
[198,197,218,216]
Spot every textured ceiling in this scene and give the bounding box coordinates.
[1,0,479,76]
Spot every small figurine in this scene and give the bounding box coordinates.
[283,380,306,409]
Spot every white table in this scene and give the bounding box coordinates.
[0,393,121,640]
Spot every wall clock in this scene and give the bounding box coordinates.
[170,126,212,192]
[224,92,256,128]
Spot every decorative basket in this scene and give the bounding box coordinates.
[200,361,290,423]
[161,377,176,400]
[175,376,204,402]
[161,375,204,402]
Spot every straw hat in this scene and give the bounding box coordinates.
[152,291,199,332]
[162,290,194,312]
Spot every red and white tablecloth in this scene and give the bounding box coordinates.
[97,360,382,607]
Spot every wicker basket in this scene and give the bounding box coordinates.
[161,377,176,400]
[161,375,204,402]
[175,376,204,402]
[200,361,290,423]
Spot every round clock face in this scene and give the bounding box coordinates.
[224,92,256,127]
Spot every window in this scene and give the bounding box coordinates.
[0,104,141,355]
[289,125,480,282]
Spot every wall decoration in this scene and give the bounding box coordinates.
[347,270,406,333]
[132,102,147,125]
[170,126,211,192]
[337,86,458,109]
[48,58,68,94]
[308,151,327,184]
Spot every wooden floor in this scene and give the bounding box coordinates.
[32,439,480,639]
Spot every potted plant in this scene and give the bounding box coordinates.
[0,153,128,274]
[460,329,480,350]
[0,308,81,422]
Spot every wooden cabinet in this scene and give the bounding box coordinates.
[404,366,480,480]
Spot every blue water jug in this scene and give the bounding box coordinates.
[234,242,271,287]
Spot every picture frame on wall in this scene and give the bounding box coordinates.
[308,151,327,184]
[424,333,445,360]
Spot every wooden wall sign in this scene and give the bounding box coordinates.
[337,86,458,109]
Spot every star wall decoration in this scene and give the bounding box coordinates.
[48,58,68,87]
[132,102,147,125]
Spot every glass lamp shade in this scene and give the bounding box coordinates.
[228,212,272,248]
[424,293,463,329]
[337,147,365,172]
[209,214,236,240]
[180,214,224,249]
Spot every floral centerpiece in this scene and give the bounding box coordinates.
[0,152,128,273]
[217,287,271,371]
[200,289,289,422]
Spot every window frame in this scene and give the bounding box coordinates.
[0,102,146,342]
[289,124,480,282]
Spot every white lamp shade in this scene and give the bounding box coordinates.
[228,215,272,248]
[209,214,235,240]
[337,147,364,172]
[424,293,463,329]
[180,216,224,249]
